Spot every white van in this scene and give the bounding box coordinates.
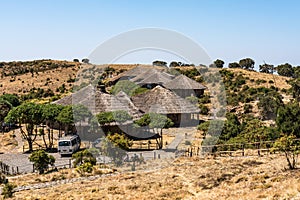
[58,135,81,156]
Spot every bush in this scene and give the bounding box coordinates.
[199,104,209,115]
[244,104,253,113]
[199,94,211,104]
[29,150,55,174]
[0,172,7,184]
[1,183,16,199]
[72,149,96,168]
[272,135,300,169]
[185,96,199,104]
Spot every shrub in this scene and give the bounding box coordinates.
[185,96,198,104]
[272,135,300,169]
[0,172,7,184]
[29,150,55,174]
[199,104,209,115]
[244,104,253,113]
[1,183,16,199]
[72,149,96,168]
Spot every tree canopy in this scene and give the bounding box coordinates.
[276,102,300,137]
[276,63,294,77]
[239,58,255,70]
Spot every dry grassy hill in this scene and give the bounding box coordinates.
[0,60,292,98]
[9,155,300,200]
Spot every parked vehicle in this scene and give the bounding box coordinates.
[58,135,81,156]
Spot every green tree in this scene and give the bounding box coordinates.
[82,58,89,64]
[0,94,20,107]
[152,60,167,67]
[5,103,43,152]
[42,104,64,149]
[169,61,180,67]
[288,78,300,101]
[135,113,173,149]
[220,113,240,141]
[276,63,294,77]
[29,150,55,174]
[100,133,133,166]
[72,149,96,174]
[228,62,241,68]
[213,59,225,68]
[111,80,148,96]
[258,94,283,120]
[96,110,132,126]
[239,58,255,70]
[259,63,274,74]
[276,102,300,137]
[56,105,75,135]
[293,66,300,78]
[0,99,12,132]
[272,134,300,169]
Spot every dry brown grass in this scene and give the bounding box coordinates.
[7,154,300,200]
[227,68,291,90]
[0,132,17,153]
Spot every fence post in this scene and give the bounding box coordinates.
[242,144,245,156]
[69,159,71,168]
[257,142,261,156]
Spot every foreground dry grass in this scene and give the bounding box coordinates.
[8,154,300,200]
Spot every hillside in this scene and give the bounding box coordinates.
[9,154,300,200]
[0,60,291,97]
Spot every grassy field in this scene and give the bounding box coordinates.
[6,154,299,200]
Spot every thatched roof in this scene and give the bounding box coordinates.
[130,68,160,83]
[137,71,174,86]
[164,74,206,90]
[131,86,200,114]
[53,84,95,106]
[115,91,143,120]
[108,65,157,83]
[53,85,142,120]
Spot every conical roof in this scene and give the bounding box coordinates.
[131,86,200,114]
[115,91,143,120]
[164,74,206,90]
[53,85,142,119]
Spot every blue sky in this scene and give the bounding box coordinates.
[0,0,300,67]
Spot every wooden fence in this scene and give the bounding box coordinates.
[0,161,20,175]
[183,139,300,158]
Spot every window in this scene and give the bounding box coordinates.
[59,141,70,146]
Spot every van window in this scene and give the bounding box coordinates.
[71,139,76,146]
[59,141,70,146]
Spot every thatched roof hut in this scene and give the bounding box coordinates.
[164,74,206,98]
[53,84,95,106]
[131,86,200,126]
[137,71,174,86]
[131,85,200,114]
[53,85,142,120]
[130,68,160,83]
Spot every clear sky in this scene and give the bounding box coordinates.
[1,0,300,68]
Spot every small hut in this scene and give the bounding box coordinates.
[163,74,206,98]
[108,65,156,85]
[131,86,200,126]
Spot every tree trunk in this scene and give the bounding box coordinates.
[28,138,33,152]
